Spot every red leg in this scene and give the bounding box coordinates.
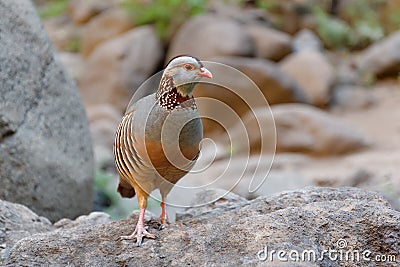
[159,196,168,226]
[160,199,167,224]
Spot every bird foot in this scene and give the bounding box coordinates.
[157,216,171,230]
[120,225,156,246]
[146,218,169,230]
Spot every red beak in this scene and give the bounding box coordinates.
[198,67,213,78]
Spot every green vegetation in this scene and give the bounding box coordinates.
[122,0,206,41]
[314,0,385,49]
[37,0,68,19]
[255,0,398,50]
[255,0,279,11]
[94,169,128,219]
[313,7,355,49]
[65,37,81,53]
[389,10,400,30]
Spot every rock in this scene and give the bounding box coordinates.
[43,16,82,52]
[266,0,315,34]
[272,104,371,155]
[0,0,94,221]
[209,2,271,25]
[0,199,110,262]
[86,104,121,148]
[271,153,312,170]
[211,56,307,104]
[67,0,118,25]
[335,59,360,86]
[54,212,112,230]
[86,104,121,166]
[166,14,254,61]
[87,104,121,123]
[182,154,311,199]
[90,120,117,165]
[216,100,371,156]
[5,187,400,267]
[194,56,307,134]
[330,85,375,110]
[81,7,133,57]
[339,169,374,188]
[57,52,84,81]
[0,200,53,260]
[245,23,292,61]
[176,189,250,221]
[357,30,400,78]
[280,50,335,106]
[213,106,277,155]
[78,26,163,112]
[292,29,323,52]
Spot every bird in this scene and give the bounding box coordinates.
[113,55,212,246]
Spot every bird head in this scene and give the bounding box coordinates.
[161,55,212,98]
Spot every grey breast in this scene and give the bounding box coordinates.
[132,93,203,156]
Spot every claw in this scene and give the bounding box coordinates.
[120,208,156,246]
[137,227,156,246]
[120,225,156,246]
[157,217,171,230]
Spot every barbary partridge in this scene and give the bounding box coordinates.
[113,55,212,246]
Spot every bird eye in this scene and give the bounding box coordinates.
[183,64,194,71]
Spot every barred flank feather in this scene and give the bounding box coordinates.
[113,112,141,198]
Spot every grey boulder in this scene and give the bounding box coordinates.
[358,30,400,78]
[0,0,94,221]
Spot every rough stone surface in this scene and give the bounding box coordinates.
[176,189,250,221]
[0,0,94,221]
[357,30,400,77]
[166,14,254,61]
[245,24,292,61]
[79,25,163,112]
[4,187,400,267]
[0,200,53,260]
[81,7,133,57]
[0,200,111,264]
[272,104,371,155]
[53,211,112,230]
[280,50,335,106]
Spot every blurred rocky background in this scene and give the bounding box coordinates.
[1,0,400,264]
[29,0,400,218]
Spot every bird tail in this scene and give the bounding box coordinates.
[117,179,136,198]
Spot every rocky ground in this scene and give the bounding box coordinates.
[2,187,400,266]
